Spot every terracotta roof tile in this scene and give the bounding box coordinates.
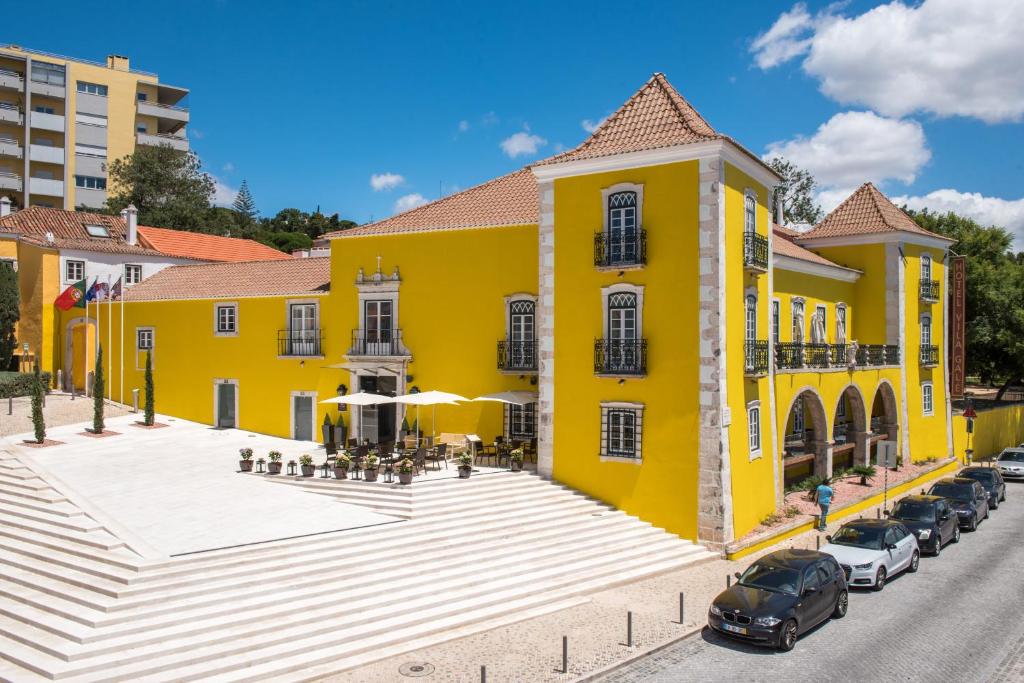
[803,183,949,240]
[0,207,165,256]
[137,226,290,262]
[125,258,331,302]
[773,225,859,273]
[325,169,538,239]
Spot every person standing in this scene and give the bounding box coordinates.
[815,478,834,531]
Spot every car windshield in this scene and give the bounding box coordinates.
[892,500,935,522]
[1000,451,1024,463]
[738,562,800,596]
[960,470,995,484]
[929,483,973,502]
[830,525,885,550]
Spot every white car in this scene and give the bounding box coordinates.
[821,519,920,590]
[997,448,1024,479]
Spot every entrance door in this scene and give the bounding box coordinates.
[357,375,397,444]
[293,395,314,441]
[71,324,87,391]
[217,383,236,428]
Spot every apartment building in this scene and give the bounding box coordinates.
[0,45,189,212]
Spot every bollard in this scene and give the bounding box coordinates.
[562,635,568,674]
[816,535,820,550]
[132,388,140,413]
[678,592,685,624]
[480,665,486,683]
[876,507,880,519]
[726,574,731,588]
[7,396,11,416]
[627,611,633,647]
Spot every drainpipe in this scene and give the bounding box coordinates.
[125,204,138,245]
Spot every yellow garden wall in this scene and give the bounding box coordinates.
[953,404,1024,461]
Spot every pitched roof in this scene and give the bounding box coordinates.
[802,183,950,241]
[772,225,861,279]
[125,257,331,302]
[324,169,538,239]
[536,73,719,166]
[0,207,165,256]
[137,225,290,262]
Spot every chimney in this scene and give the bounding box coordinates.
[0,196,10,218]
[106,54,130,72]
[125,204,138,245]
[775,192,784,226]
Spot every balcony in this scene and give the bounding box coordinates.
[0,69,23,92]
[137,100,189,129]
[743,232,769,272]
[776,342,900,370]
[594,230,646,268]
[744,340,769,376]
[0,102,22,125]
[497,339,537,372]
[920,344,939,367]
[29,144,64,165]
[277,330,323,357]
[29,111,64,133]
[29,79,65,99]
[920,279,940,302]
[350,329,407,357]
[855,344,899,366]
[29,177,63,198]
[0,137,22,159]
[0,171,22,192]
[594,338,647,376]
[137,131,189,152]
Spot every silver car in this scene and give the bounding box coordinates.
[997,448,1024,479]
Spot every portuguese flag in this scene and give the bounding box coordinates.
[54,279,87,311]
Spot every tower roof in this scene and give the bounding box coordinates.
[802,183,949,241]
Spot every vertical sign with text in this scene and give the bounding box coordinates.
[950,256,967,399]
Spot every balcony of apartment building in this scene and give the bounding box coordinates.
[0,101,23,125]
[136,130,188,152]
[29,63,66,100]
[594,229,646,268]
[29,142,64,165]
[594,338,647,376]
[0,134,22,160]
[743,231,769,272]
[0,67,24,92]
[497,339,537,373]
[277,329,324,358]
[29,175,64,199]
[775,341,900,370]
[919,344,939,367]
[0,170,22,193]
[29,109,64,133]
[919,279,940,302]
[744,339,769,377]
[349,329,408,357]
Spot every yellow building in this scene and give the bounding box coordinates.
[0,45,189,211]
[75,74,954,549]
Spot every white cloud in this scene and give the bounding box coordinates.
[211,177,237,207]
[890,189,1024,247]
[221,162,235,173]
[753,0,1024,123]
[458,120,470,133]
[370,173,405,192]
[480,111,499,127]
[581,117,607,133]
[764,111,930,189]
[394,193,428,213]
[500,130,547,158]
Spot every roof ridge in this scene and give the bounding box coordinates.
[651,72,717,137]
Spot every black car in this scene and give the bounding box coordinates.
[928,477,990,531]
[958,467,1007,509]
[708,549,847,651]
[887,495,961,555]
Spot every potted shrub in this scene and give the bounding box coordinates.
[239,448,254,472]
[364,453,380,482]
[267,451,283,475]
[509,448,524,472]
[397,457,414,485]
[457,452,473,479]
[299,454,316,477]
[334,452,351,479]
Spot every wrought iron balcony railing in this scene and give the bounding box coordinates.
[497,339,537,372]
[743,232,769,271]
[920,344,939,366]
[278,329,323,357]
[594,338,647,376]
[350,329,405,356]
[594,229,647,268]
[920,279,940,302]
[776,342,902,370]
[775,342,805,369]
[744,340,769,376]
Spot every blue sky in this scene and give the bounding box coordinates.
[11,0,1024,238]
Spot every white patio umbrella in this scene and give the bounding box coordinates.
[472,391,538,406]
[389,390,468,444]
[319,391,396,444]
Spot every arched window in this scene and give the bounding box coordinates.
[745,295,757,342]
[921,254,932,283]
[771,300,780,344]
[608,292,638,341]
[608,191,638,264]
[791,300,805,343]
[836,304,847,343]
[921,314,932,347]
[744,194,756,235]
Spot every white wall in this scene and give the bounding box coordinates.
[58,249,196,288]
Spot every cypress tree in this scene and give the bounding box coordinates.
[31,365,45,444]
[92,345,105,433]
[0,264,18,370]
[144,350,155,426]
[232,180,258,226]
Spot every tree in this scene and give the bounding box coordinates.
[92,345,105,433]
[261,231,312,254]
[905,208,1024,394]
[105,145,215,230]
[0,264,18,371]
[144,350,155,426]
[31,364,45,444]
[232,180,258,227]
[768,157,824,226]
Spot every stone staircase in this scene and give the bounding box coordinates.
[0,460,718,681]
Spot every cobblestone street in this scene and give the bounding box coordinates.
[600,483,1024,683]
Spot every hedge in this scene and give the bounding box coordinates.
[0,371,52,398]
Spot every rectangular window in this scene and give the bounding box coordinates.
[600,404,643,460]
[84,224,110,238]
[65,259,84,283]
[76,81,108,96]
[792,398,805,435]
[814,305,827,343]
[836,305,847,343]
[364,300,392,339]
[747,404,761,456]
[922,383,934,416]
[31,62,65,86]
[791,301,804,343]
[216,304,237,334]
[124,264,143,284]
[75,144,107,158]
[507,402,536,440]
[33,105,55,115]
[137,92,148,102]
[136,124,147,134]
[137,328,154,350]
[744,194,756,235]
[921,315,932,346]
[75,175,107,190]
[771,300,780,345]
[837,397,846,419]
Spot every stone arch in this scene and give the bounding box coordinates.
[781,386,832,486]
[832,383,869,469]
[870,380,900,450]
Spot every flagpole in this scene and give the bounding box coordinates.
[119,277,124,406]
[86,278,91,396]
[107,275,112,401]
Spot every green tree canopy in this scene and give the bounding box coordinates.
[232,180,258,226]
[0,264,18,370]
[768,157,824,226]
[105,145,215,230]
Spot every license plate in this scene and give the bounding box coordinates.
[721,622,747,635]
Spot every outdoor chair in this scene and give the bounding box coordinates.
[426,443,448,471]
[412,448,428,475]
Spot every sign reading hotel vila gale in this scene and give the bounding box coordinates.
[951,256,967,399]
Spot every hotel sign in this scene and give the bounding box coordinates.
[950,256,967,399]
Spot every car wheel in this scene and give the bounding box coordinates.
[991,498,999,510]
[832,591,848,619]
[1000,489,1006,502]
[984,505,990,519]
[908,550,920,573]
[953,525,961,543]
[969,516,978,532]
[933,535,941,556]
[873,566,887,591]
[778,619,798,651]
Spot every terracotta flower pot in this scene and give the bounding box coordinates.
[239,460,253,472]
[334,467,349,480]
[267,462,282,475]
[398,471,413,485]
[301,465,316,477]
[459,466,472,479]
[365,469,379,483]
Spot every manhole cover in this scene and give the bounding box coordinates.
[399,662,435,677]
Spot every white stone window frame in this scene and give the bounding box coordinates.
[65,259,85,284]
[599,401,644,463]
[922,381,934,416]
[835,303,848,344]
[214,302,239,337]
[813,304,828,344]
[212,378,240,428]
[743,188,758,235]
[600,282,644,339]
[921,253,932,283]
[920,312,933,347]
[355,279,402,351]
[747,399,762,460]
[771,297,781,345]
[791,297,805,343]
[601,182,644,235]
[284,298,323,358]
[135,326,154,371]
[503,292,538,338]
[124,263,143,285]
[289,390,319,441]
[744,285,758,342]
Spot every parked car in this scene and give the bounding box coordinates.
[996,448,1024,480]
[708,549,848,651]
[958,467,1007,509]
[821,519,919,590]
[928,477,990,531]
[886,495,960,555]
